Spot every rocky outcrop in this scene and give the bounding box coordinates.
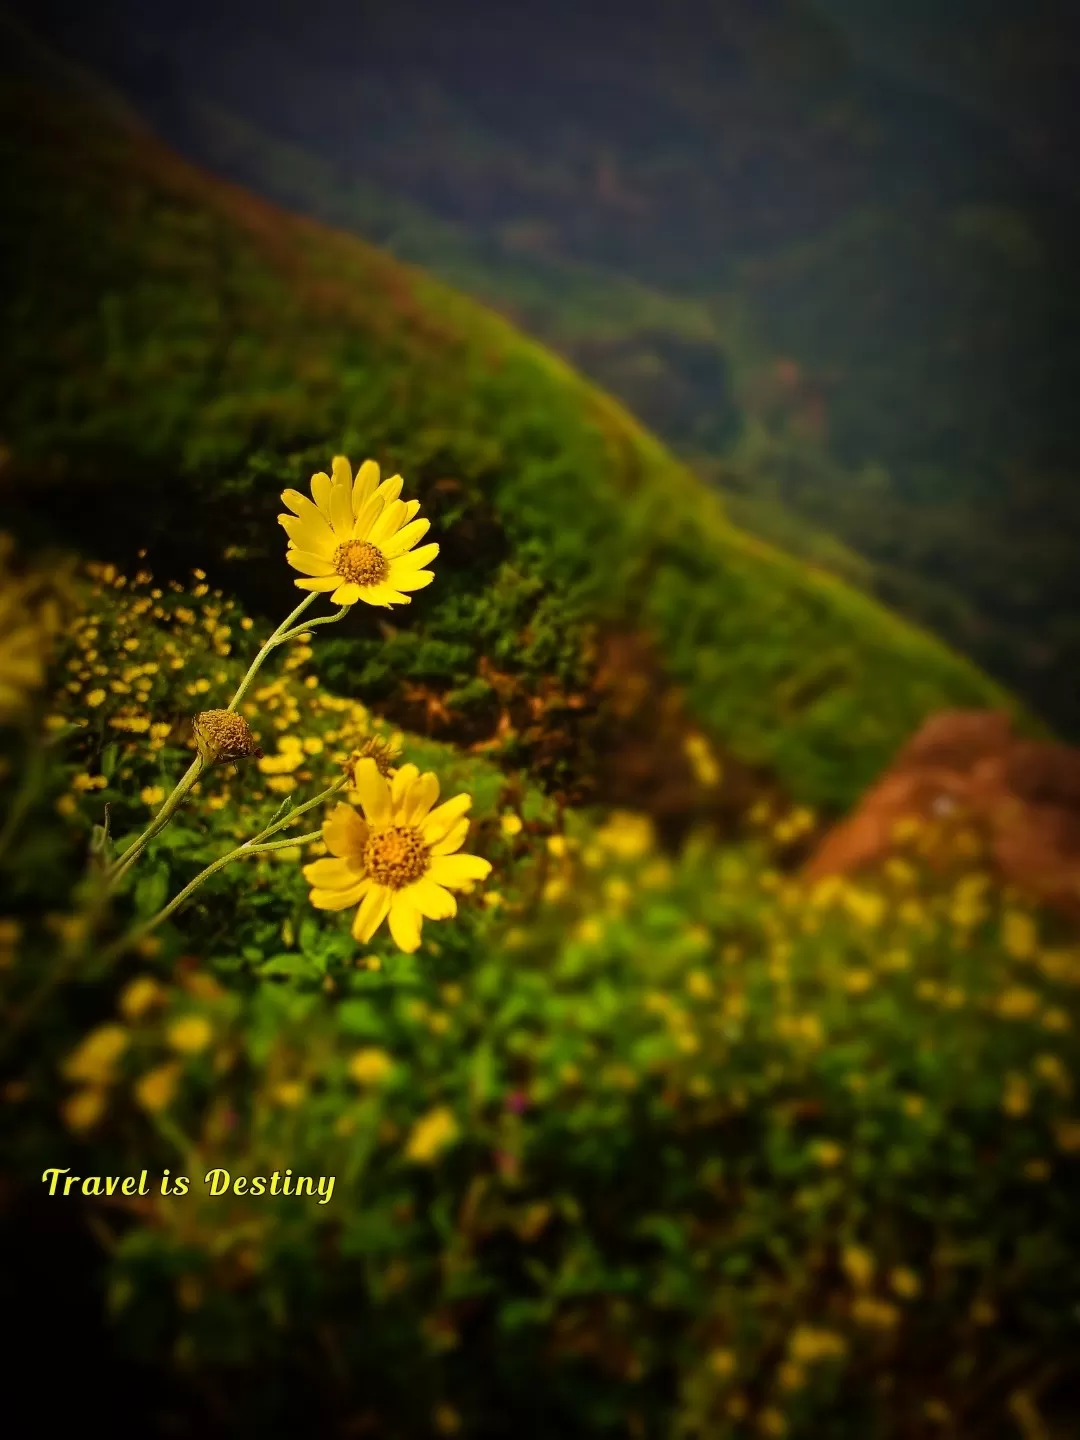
[803,710,1080,921]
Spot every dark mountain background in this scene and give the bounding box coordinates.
[11,0,1080,734]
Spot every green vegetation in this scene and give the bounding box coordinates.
[2,558,1078,1437]
[0,35,1024,819]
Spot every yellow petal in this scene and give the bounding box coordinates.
[352,492,383,541]
[393,569,434,593]
[400,877,457,920]
[383,518,431,558]
[331,456,352,488]
[352,757,393,828]
[331,583,362,606]
[391,764,422,809]
[402,771,439,825]
[310,471,334,517]
[357,584,410,608]
[431,817,469,855]
[422,794,473,846]
[374,474,403,507]
[286,549,337,576]
[352,459,380,514]
[428,853,492,888]
[402,499,421,524]
[329,480,354,539]
[352,885,391,942]
[310,880,370,910]
[322,803,369,860]
[368,498,408,547]
[294,576,341,591]
[389,542,439,572]
[281,490,328,528]
[388,896,423,953]
[303,856,363,888]
[279,512,336,554]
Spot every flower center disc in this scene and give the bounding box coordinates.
[333,540,388,587]
[364,826,429,888]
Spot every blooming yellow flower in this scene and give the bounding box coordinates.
[166,1015,213,1054]
[63,1024,129,1084]
[134,1061,182,1113]
[404,1104,459,1163]
[302,758,491,953]
[348,1047,394,1085]
[279,456,437,608]
[119,975,167,1020]
[62,1087,107,1133]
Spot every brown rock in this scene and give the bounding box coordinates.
[803,710,1080,922]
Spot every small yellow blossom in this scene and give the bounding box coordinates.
[86,688,106,707]
[139,785,165,807]
[1002,1073,1031,1117]
[890,1267,921,1299]
[851,1297,900,1329]
[62,1088,107,1133]
[997,987,1039,1020]
[1002,911,1038,960]
[273,1081,305,1107]
[842,1245,875,1288]
[349,1048,394,1085]
[63,1025,129,1084]
[166,1015,213,1054]
[134,1061,182,1113]
[788,1327,846,1364]
[404,1105,459,1163]
[708,1349,736,1379]
[119,976,167,1020]
[501,812,523,837]
[813,1140,844,1168]
[1053,1120,1080,1153]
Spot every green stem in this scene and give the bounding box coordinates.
[106,755,204,888]
[225,591,318,713]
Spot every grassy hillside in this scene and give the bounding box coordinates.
[0,19,1024,818]
[24,0,1080,738]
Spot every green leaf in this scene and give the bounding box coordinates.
[337,998,386,1038]
[257,952,322,980]
[133,862,169,917]
[99,743,119,781]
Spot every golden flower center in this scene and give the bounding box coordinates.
[364,825,429,889]
[333,540,388,587]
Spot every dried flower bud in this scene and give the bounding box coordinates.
[192,709,263,767]
[344,735,401,782]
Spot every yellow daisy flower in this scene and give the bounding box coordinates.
[302,757,491,953]
[278,456,438,608]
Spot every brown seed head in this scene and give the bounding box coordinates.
[192,709,263,766]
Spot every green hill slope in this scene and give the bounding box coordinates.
[0,21,1025,814]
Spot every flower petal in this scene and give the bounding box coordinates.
[389,542,439,572]
[400,877,457,920]
[352,885,391,942]
[286,548,337,576]
[392,569,434,593]
[388,896,423,953]
[422,793,473,846]
[329,479,354,539]
[330,583,362,606]
[430,817,469,855]
[310,879,370,910]
[331,456,352,488]
[352,492,383,542]
[383,518,431,558]
[279,511,336,555]
[402,771,439,826]
[391,764,421,810]
[302,856,362,888]
[428,852,492,888]
[310,471,334,518]
[323,803,369,860]
[368,498,408,547]
[352,757,393,828]
[294,576,341,591]
[356,584,411,608]
[402,499,421,524]
[374,474,403,507]
[281,490,329,528]
[352,459,380,514]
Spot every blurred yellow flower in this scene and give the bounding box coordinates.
[708,1348,736,1379]
[1054,1120,1080,1153]
[62,1087,107,1133]
[684,732,722,787]
[139,785,165,807]
[166,1015,213,1054]
[119,975,168,1020]
[404,1105,459,1163]
[0,536,60,720]
[812,1140,844,1168]
[596,811,655,859]
[134,1061,182,1113]
[500,811,523,837]
[851,1297,899,1330]
[303,758,491,954]
[890,1266,921,1299]
[63,1025,129,1084]
[841,1245,875,1288]
[997,987,1039,1020]
[280,456,437,608]
[273,1081,305,1107]
[1002,910,1038,960]
[1002,1073,1031,1117]
[348,1047,394,1085]
[788,1327,846,1364]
